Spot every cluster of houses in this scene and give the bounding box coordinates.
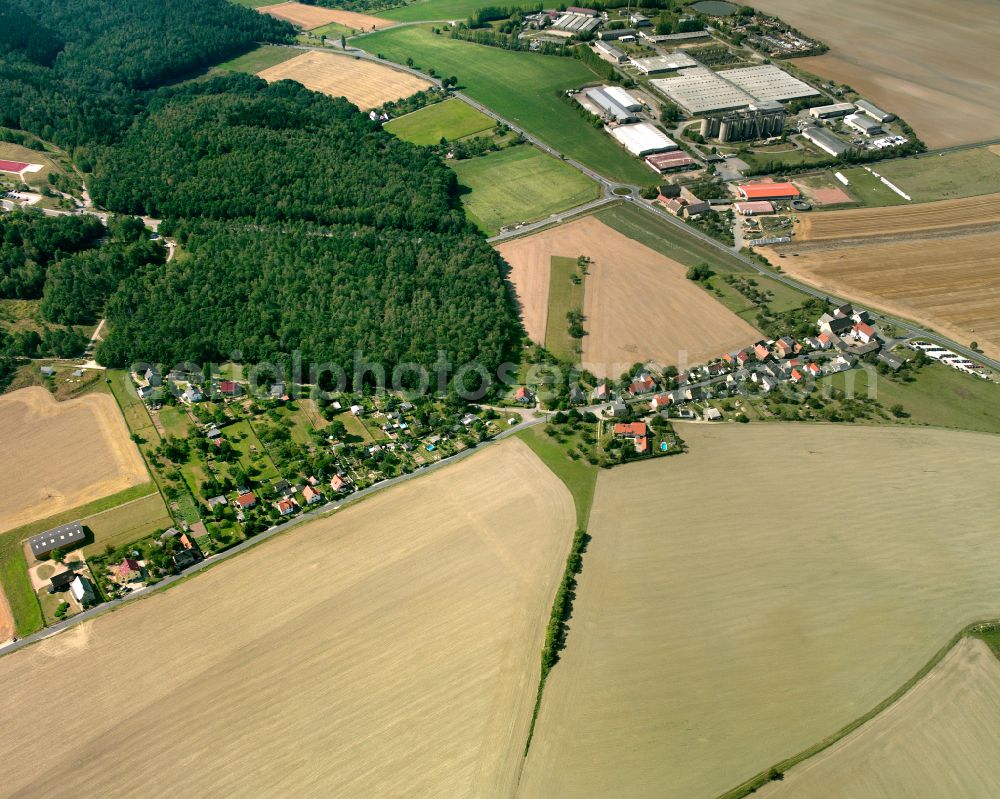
[132,366,251,404]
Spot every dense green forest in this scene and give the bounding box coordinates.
[0,0,522,382]
[0,0,292,147]
[0,211,104,299]
[91,77,461,232]
[98,222,518,373]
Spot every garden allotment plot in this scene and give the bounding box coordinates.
[519,424,1000,799]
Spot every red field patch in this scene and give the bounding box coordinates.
[0,160,29,173]
[812,187,853,205]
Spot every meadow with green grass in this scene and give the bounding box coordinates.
[544,256,586,362]
[385,98,493,144]
[838,166,906,207]
[214,44,298,74]
[821,360,1000,436]
[377,0,535,23]
[224,420,280,481]
[450,146,600,234]
[873,147,1000,202]
[82,492,174,556]
[356,26,653,183]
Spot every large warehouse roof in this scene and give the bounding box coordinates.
[632,53,697,74]
[610,123,678,156]
[584,87,638,123]
[718,65,821,102]
[801,125,850,156]
[650,68,755,114]
[603,85,643,112]
[28,521,85,557]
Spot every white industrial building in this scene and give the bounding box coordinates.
[552,12,601,34]
[845,112,882,135]
[651,68,754,114]
[808,102,855,119]
[584,86,639,123]
[718,65,820,103]
[594,40,628,63]
[610,123,678,156]
[603,85,642,111]
[800,124,850,156]
[631,52,696,74]
[855,99,894,123]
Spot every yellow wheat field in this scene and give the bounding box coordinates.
[0,439,575,798]
[258,2,394,31]
[257,50,432,110]
[0,387,147,534]
[519,424,1000,799]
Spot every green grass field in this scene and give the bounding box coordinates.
[451,146,600,234]
[224,420,281,482]
[271,403,318,446]
[518,425,597,528]
[873,147,1000,202]
[821,360,1000,435]
[310,21,355,38]
[544,256,586,362]
[159,406,192,439]
[106,370,159,442]
[838,166,906,207]
[215,44,298,74]
[82,492,174,556]
[378,0,534,22]
[356,26,653,183]
[385,99,494,145]
[0,483,157,637]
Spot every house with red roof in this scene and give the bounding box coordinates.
[736,349,752,366]
[514,386,534,404]
[302,485,323,505]
[804,363,821,378]
[275,498,297,516]
[775,337,798,358]
[789,368,804,383]
[651,393,672,410]
[627,374,656,396]
[329,474,350,493]
[113,558,144,584]
[852,322,879,344]
[218,380,239,397]
[753,342,771,361]
[613,421,649,454]
[235,492,256,509]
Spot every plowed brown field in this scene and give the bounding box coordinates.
[793,193,1000,242]
[257,51,431,110]
[496,217,759,377]
[0,439,575,798]
[751,0,1000,148]
[0,387,147,534]
[766,194,1000,359]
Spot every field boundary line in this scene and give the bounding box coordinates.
[78,490,161,522]
[716,617,1000,799]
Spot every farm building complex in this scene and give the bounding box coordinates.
[738,182,800,200]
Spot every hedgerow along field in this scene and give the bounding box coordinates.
[356,26,654,184]
[0,440,576,797]
[757,636,1000,799]
[450,146,601,235]
[384,98,494,145]
[519,424,1000,799]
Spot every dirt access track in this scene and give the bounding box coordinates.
[257,50,432,111]
[752,0,1000,148]
[0,387,148,535]
[763,194,1000,360]
[0,439,576,798]
[496,216,759,378]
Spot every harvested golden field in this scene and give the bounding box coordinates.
[257,50,432,110]
[518,424,1000,799]
[0,387,147,535]
[793,193,1000,242]
[496,217,758,377]
[257,1,393,30]
[0,439,575,798]
[752,0,1000,148]
[757,636,1000,799]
